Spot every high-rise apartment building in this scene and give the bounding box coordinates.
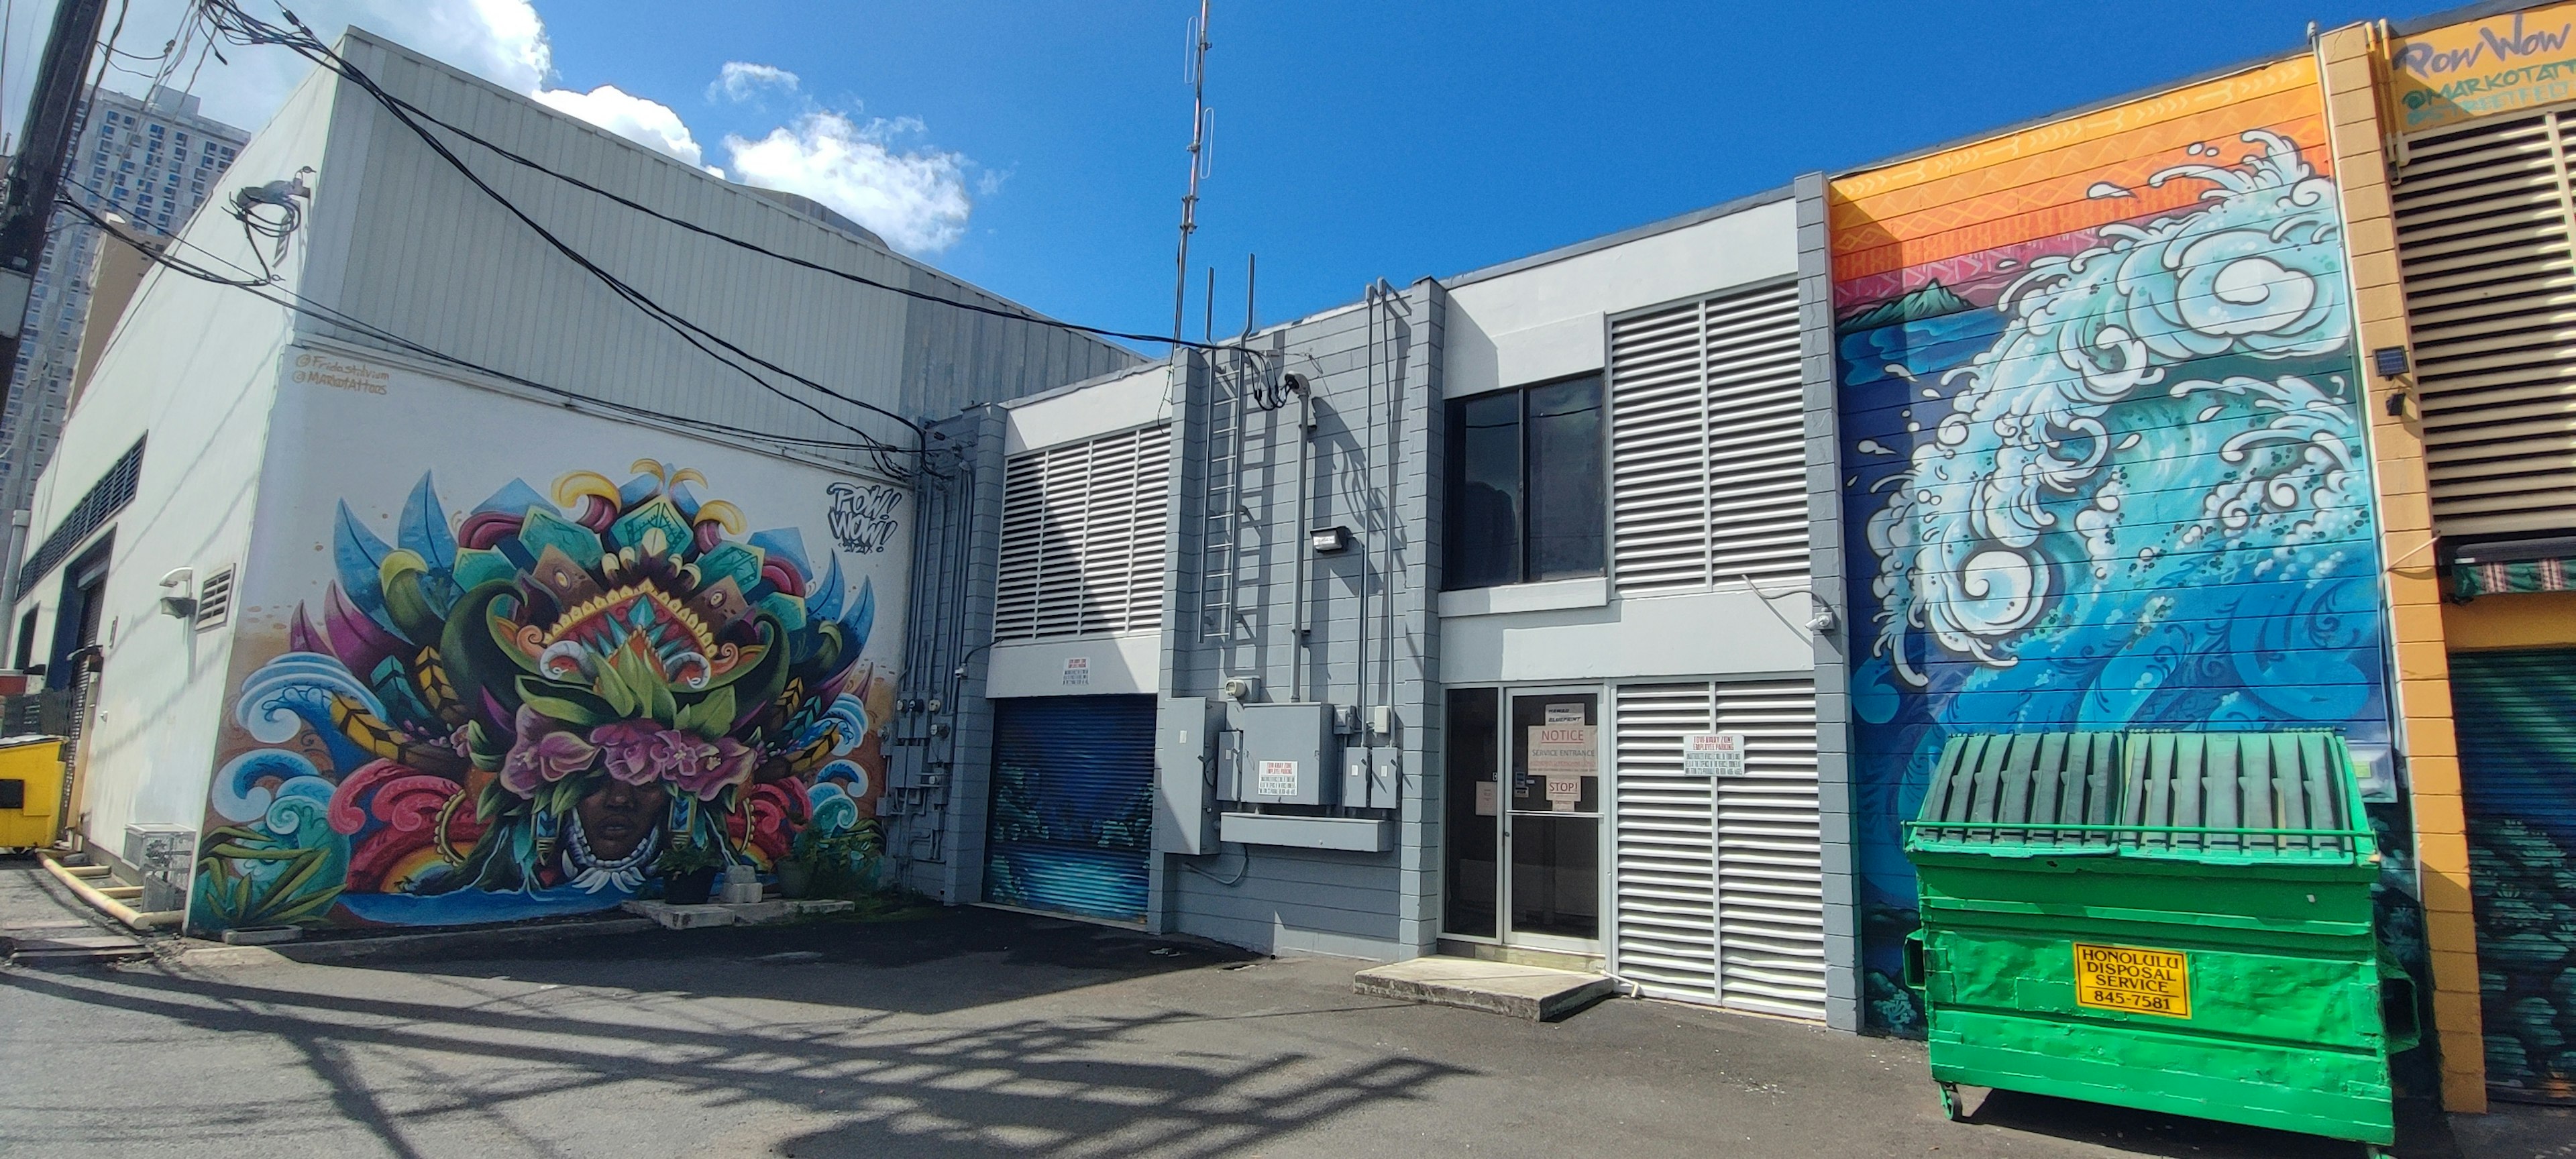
[0,85,247,522]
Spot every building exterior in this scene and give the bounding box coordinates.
[0,86,248,539]
[886,1,2576,1109]
[13,30,1132,932]
[885,188,1862,1026]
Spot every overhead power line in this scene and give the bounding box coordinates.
[54,192,944,463]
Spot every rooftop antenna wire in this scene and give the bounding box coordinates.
[1171,0,1210,342]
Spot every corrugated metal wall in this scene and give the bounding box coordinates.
[301,33,1135,474]
[2453,649,2576,1104]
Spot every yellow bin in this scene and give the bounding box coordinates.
[0,736,66,848]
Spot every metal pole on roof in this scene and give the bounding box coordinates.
[1171,0,1211,343]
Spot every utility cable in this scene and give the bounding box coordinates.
[201,1,1263,365]
[55,192,918,455]
[200,2,924,475]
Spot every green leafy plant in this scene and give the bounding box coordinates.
[792,822,883,897]
[194,825,344,928]
[652,835,725,877]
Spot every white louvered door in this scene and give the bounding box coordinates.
[1608,282,1809,594]
[992,425,1172,642]
[1708,678,1825,1020]
[1611,678,1824,1019]
[2396,107,2576,537]
[1612,683,1721,999]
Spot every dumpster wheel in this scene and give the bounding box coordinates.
[1937,1081,1963,1121]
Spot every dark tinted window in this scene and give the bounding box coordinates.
[1442,376,1604,590]
[1523,377,1603,581]
[1445,391,1521,590]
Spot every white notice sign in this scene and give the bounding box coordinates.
[1528,724,1596,812]
[1683,732,1749,778]
[1258,760,1300,797]
[1474,781,1499,816]
[1545,703,1586,724]
[1062,657,1089,686]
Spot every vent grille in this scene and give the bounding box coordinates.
[2395,108,2576,537]
[993,425,1171,642]
[1610,677,1824,1020]
[18,437,143,591]
[193,565,235,630]
[1608,283,1808,594]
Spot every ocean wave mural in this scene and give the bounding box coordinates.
[190,459,892,932]
[1828,61,2394,1033]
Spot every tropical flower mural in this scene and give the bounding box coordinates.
[190,460,890,931]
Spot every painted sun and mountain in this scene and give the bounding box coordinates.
[190,460,891,932]
[1829,61,2395,1031]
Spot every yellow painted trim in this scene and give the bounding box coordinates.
[2445,590,2576,651]
[2321,20,2489,1114]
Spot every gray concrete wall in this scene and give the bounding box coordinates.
[1157,282,1448,960]
[1794,172,1860,1032]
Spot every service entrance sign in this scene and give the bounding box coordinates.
[2073,942,2192,1019]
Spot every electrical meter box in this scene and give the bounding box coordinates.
[1233,702,1336,806]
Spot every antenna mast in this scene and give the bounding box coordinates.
[1172,0,1211,342]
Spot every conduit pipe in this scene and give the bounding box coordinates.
[37,850,181,930]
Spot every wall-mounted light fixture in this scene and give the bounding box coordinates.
[1309,525,1352,555]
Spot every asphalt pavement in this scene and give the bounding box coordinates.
[1,857,2567,1159]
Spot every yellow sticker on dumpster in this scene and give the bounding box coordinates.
[2073,942,2192,1019]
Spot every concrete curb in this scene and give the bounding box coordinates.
[174,916,659,967]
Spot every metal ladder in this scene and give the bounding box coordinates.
[1197,352,1246,641]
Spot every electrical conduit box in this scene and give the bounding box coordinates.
[1152,696,1216,855]
[1235,702,1335,806]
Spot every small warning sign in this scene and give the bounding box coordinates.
[1682,732,1748,778]
[1062,657,1089,686]
[2073,942,2192,1019]
[1257,760,1300,797]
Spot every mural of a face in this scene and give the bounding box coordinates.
[1828,62,2394,1034]
[190,459,894,932]
[575,777,668,863]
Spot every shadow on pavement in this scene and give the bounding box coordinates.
[1960,1085,2462,1159]
[0,948,1462,1158]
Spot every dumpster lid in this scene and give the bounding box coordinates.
[1907,730,2371,863]
[0,733,62,747]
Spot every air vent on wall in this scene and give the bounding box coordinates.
[193,565,234,630]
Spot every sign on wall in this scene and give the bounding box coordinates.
[1528,724,1597,813]
[1682,732,1748,779]
[2389,4,2576,133]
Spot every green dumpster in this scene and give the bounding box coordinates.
[1902,730,2418,1154]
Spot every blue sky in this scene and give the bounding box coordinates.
[13,1,2475,348]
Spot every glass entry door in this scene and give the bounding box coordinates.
[1443,687,1603,952]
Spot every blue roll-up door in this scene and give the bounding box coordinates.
[2454,649,2576,1105]
[983,696,1155,922]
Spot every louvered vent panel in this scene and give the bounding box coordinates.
[1609,283,1808,594]
[992,425,1172,642]
[1612,683,1719,1001]
[1711,677,1825,1020]
[1609,302,1709,593]
[2396,109,2576,537]
[193,565,235,631]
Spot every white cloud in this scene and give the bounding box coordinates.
[0,1,980,254]
[709,62,799,103]
[535,85,704,168]
[724,112,973,254]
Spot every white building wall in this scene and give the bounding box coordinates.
[1438,193,1811,687]
[13,66,337,850]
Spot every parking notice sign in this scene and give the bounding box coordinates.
[2073,942,2192,1019]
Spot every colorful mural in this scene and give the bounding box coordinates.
[189,458,893,931]
[1827,60,2394,1032]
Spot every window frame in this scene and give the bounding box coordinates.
[1441,372,1607,592]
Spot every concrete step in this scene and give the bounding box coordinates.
[621,898,855,930]
[5,931,150,965]
[1354,955,1617,1022]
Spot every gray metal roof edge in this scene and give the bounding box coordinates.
[334,27,1137,362]
[998,360,1171,410]
[1438,184,1795,290]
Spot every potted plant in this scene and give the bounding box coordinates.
[798,824,883,899]
[653,836,724,905]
